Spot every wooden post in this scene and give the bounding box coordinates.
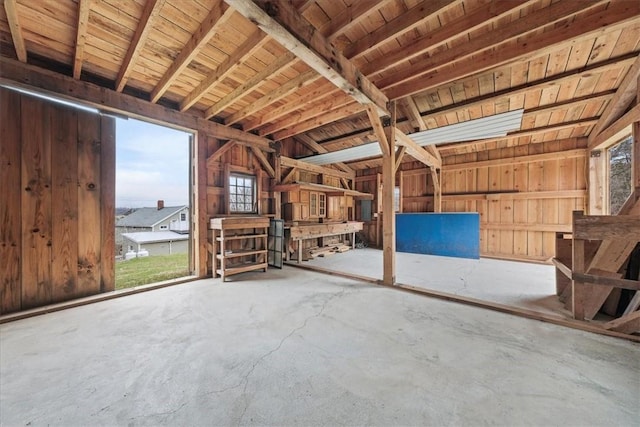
[572,211,586,320]
[376,172,382,247]
[381,101,397,286]
[274,144,282,219]
[431,167,442,213]
[398,170,404,213]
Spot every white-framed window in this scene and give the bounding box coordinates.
[180,212,186,221]
[229,173,257,213]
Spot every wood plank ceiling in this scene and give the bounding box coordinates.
[1,0,639,169]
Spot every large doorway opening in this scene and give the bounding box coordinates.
[115,118,192,289]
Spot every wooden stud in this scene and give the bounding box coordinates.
[151,0,229,103]
[115,0,167,92]
[633,119,640,192]
[3,0,27,62]
[196,134,208,277]
[571,228,586,321]
[226,0,388,116]
[73,0,92,79]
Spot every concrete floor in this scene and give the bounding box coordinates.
[1,267,638,426]
[305,248,568,317]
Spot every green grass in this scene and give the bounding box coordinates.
[115,253,190,290]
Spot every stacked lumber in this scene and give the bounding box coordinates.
[309,244,351,258]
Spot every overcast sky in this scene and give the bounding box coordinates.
[116,118,191,208]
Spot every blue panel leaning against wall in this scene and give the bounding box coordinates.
[395,213,480,259]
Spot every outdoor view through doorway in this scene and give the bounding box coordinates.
[115,118,192,289]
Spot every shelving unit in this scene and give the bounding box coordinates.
[210,216,270,281]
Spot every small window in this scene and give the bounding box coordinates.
[180,212,186,221]
[229,173,257,213]
[159,225,168,230]
[608,136,632,214]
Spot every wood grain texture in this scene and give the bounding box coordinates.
[50,105,79,303]
[20,95,52,309]
[100,115,116,292]
[76,110,102,296]
[0,88,22,314]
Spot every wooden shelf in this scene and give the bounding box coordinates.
[216,233,267,241]
[210,216,269,281]
[216,263,268,278]
[216,249,267,259]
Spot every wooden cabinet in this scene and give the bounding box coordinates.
[309,192,326,218]
[210,216,269,281]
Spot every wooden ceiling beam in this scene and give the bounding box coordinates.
[294,133,354,174]
[151,0,229,103]
[395,129,441,169]
[401,96,441,163]
[385,1,639,99]
[243,81,335,131]
[258,93,355,136]
[115,0,167,92]
[273,102,365,141]
[205,53,299,119]
[226,0,389,116]
[377,0,604,91]
[280,156,355,180]
[365,105,391,158]
[250,146,275,178]
[588,53,640,146]
[416,54,638,125]
[179,18,262,111]
[72,0,92,79]
[0,57,274,152]
[343,0,461,60]
[3,0,27,62]
[358,0,529,76]
[320,0,393,41]
[225,69,317,125]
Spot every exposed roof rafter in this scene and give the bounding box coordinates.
[3,0,27,62]
[225,0,389,116]
[115,0,167,92]
[151,0,229,103]
[72,0,92,79]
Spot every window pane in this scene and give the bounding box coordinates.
[230,176,236,186]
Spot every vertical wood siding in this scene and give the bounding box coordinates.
[0,88,115,314]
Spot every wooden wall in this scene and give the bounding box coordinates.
[0,88,115,314]
[355,138,588,262]
[201,135,275,274]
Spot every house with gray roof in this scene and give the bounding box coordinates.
[115,200,189,255]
